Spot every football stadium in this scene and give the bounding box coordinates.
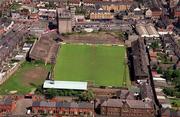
[51,43,130,88]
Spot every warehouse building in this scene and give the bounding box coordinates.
[146,23,159,38]
[136,23,159,38]
[136,24,149,37]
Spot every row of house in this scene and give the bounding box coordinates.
[0,97,16,116]
[32,101,94,116]
[33,0,133,7]
[0,17,14,35]
[100,99,155,117]
[90,4,163,21]
[173,1,180,17]
[98,83,155,116]
[0,24,27,67]
[30,87,155,117]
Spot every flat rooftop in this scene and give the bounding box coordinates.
[43,80,88,90]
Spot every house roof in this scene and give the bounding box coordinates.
[161,108,170,116]
[150,7,161,11]
[32,101,94,109]
[32,101,40,107]
[78,102,94,109]
[95,1,132,6]
[40,101,56,107]
[56,102,70,108]
[0,17,12,28]
[116,90,135,100]
[126,100,152,109]
[0,97,13,105]
[101,99,153,109]
[140,83,154,100]
[101,99,123,107]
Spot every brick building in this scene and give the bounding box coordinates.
[101,99,155,117]
[66,0,133,6]
[90,10,113,20]
[174,6,180,17]
[95,1,132,12]
[32,101,94,116]
[0,97,16,115]
[150,7,162,19]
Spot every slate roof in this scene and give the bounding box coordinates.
[32,101,94,109]
[56,102,70,108]
[126,100,152,109]
[0,97,13,105]
[101,99,123,107]
[150,7,161,11]
[101,99,153,109]
[40,101,56,107]
[116,90,135,100]
[78,102,94,109]
[32,101,40,107]
[0,17,12,28]
[95,1,132,6]
[140,83,154,100]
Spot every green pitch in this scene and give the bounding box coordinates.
[54,44,130,87]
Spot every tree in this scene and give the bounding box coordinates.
[150,41,159,51]
[172,70,180,78]
[172,101,178,107]
[26,35,37,44]
[35,85,44,94]
[163,70,171,81]
[163,87,175,96]
[79,90,95,102]
[10,2,22,11]
[156,67,162,74]
[175,92,180,98]
[45,89,58,99]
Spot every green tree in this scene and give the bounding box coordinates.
[175,92,180,98]
[46,89,58,99]
[35,85,44,94]
[79,90,95,102]
[163,87,175,97]
[26,35,37,44]
[172,70,180,78]
[172,101,178,107]
[163,70,171,81]
[156,67,162,74]
[10,2,21,11]
[150,41,159,51]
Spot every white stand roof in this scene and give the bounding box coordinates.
[43,80,88,90]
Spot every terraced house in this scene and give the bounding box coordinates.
[101,99,155,117]
[32,101,94,116]
[95,1,132,12]
[90,10,114,20]
[0,97,16,116]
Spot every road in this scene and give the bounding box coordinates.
[12,99,32,115]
